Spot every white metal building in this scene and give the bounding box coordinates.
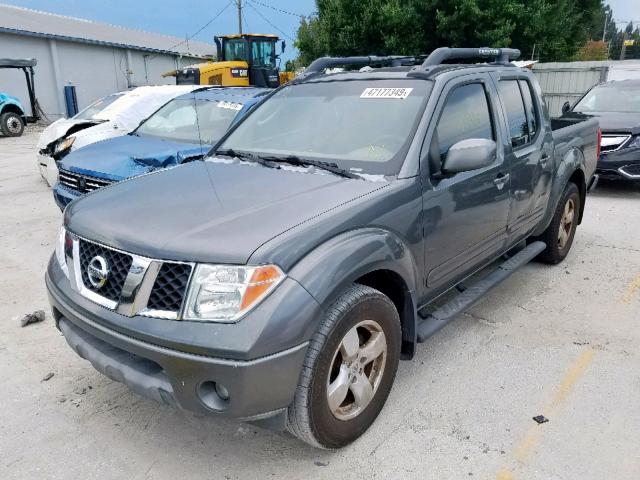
[0,3,215,121]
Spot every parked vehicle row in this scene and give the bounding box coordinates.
[46,47,600,448]
[52,87,267,209]
[36,85,200,186]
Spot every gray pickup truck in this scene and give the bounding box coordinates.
[46,48,599,448]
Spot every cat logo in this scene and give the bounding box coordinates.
[231,68,249,78]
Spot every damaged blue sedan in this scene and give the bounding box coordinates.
[53,87,268,210]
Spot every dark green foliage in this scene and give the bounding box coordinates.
[294,0,626,64]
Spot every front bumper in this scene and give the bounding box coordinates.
[596,148,640,180]
[52,182,81,211]
[46,259,317,426]
[37,153,59,187]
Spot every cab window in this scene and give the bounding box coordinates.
[251,40,275,68]
[224,39,248,61]
[436,82,494,159]
[498,80,530,148]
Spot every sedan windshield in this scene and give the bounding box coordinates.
[136,97,243,144]
[574,84,640,113]
[218,79,430,175]
[74,93,123,120]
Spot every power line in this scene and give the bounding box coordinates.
[246,0,295,42]
[248,0,304,18]
[149,0,234,60]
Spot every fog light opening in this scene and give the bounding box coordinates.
[197,381,230,411]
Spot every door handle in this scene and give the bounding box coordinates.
[540,155,549,167]
[493,173,510,190]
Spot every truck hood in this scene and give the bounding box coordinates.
[59,134,209,181]
[578,111,640,134]
[65,160,386,264]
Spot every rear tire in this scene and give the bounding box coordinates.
[534,182,580,264]
[0,112,25,137]
[286,284,401,448]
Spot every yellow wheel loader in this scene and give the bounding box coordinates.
[163,34,294,88]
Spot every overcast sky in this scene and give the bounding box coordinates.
[3,0,639,62]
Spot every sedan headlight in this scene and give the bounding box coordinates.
[55,136,75,154]
[626,135,640,150]
[55,226,69,278]
[183,264,285,322]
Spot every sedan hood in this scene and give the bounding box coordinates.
[59,134,209,181]
[65,161,386,264]
[37,118,101,149]
[579,111,640,134]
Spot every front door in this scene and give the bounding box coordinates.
[421,75,511,294]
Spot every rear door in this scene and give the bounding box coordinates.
[421,73,511,292]
[492,74,553,241]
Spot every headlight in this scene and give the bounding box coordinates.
[55,226,69,278]
[626,136,640,150]
[183,264,285,322]
[55,136,75,154]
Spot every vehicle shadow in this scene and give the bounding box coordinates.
[590,178,640,199]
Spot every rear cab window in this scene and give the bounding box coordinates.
[498,78,540,148]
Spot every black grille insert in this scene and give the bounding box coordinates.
[621,164,640,176]
[147,263,192,312]
[79,240,133,302]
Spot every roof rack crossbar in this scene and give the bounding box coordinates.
[420,47,520,68]
[304,55,419,74]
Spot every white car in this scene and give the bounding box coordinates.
[36,85,199,186]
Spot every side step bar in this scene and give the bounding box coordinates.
[416,241,546,343]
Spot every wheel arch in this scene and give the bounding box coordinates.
[1,102,25,117]
[287,227,420,360]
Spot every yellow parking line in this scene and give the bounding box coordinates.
[621,274,640,304]
[496,347,596,479]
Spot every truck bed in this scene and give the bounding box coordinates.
[550,115,600,181]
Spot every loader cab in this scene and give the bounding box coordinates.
[217,34,281,88]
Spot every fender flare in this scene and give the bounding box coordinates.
[533,146,587,237]
[287,227,420,356]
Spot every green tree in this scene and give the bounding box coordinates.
[294,0,620,65]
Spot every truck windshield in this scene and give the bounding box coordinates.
[74,93,123,120]
[218,79,430,175]
[136,97,243,144]
[574,84,640,113]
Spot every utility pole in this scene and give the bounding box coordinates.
[237,0,243,35]
[620,31,628,60]
[602,10,610,42]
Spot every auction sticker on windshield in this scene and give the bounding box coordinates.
[360,87,413,99]
[217,101,243,111]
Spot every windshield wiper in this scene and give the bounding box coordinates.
[214,149,279,169]
[258,154,361,179]
[215,150,360,179]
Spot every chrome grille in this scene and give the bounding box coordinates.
[601,134,631,153]
[65,234,193,318]
[79,240,133,302]
[59,169,113,194]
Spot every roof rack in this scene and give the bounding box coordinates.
[420,47,520,67]
[303,55,420,75]
[296,47,521,83]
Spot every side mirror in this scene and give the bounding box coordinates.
[443,138,497,174]
[281,40,286,53]
[561,101,571,114]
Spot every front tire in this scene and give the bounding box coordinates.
[535,182,581,264]
[286,284,401,448]
[0,112,25,137]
